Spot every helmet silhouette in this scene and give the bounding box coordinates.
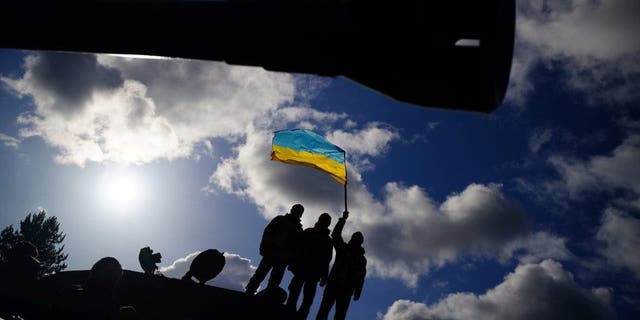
[182,249,226,284]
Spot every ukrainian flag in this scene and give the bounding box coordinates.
[271,129,346,185]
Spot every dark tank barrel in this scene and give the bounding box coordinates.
[0,0,515,112]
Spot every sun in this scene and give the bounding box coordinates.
[100,169,144,214]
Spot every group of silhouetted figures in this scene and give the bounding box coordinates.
[0,204,366,320]
[246,204,366,320]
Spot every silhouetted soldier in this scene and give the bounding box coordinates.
[245,204,304,295]
[138,246,162,276]
[0,241,41,317]
[315,211,366,320]
[85,257,123,296]
[2,241,41,281]
[55,257,123,319]
[286,213,332,319]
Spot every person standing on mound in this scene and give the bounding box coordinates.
[245,203,304,295]
[315,211,366,320]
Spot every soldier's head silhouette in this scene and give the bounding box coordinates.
[10,241,39,261]
[349,231,364,247]
[5,241,41,281]
[291,204,304,219]
[86,257,122,292]
[317,213,331,229]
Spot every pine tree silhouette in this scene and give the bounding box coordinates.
[0,210,68,276]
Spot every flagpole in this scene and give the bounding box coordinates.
[344,182,348,213]
[344,152,348,213]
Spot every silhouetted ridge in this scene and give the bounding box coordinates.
[35,270,294,319]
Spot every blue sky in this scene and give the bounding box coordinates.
[1,1,640,319]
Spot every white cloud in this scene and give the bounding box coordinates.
[98,55,296,141]
[382,260,613,320]
[588,134,640,193]
[597,207,640,279]
[515,127,640,215]
[519,128,640,281]
[268,106,348,132]
[159,251,257,292]
[289,75,333,104]
[518,0,640,59]
[544,155,600,199]
[206,118,568,287]
[509,0,640,104]
[528,128,553,154]
[324,123,399,172]
[326,123,399,158]
[357,183,559,287]
[3,53,124,115]
[544,132,640,201]
[500,231,571,264]
[1,52,295,165]
[0,132,20,148]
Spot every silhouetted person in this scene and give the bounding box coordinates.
[286,213,332,319]
[245,204,304,295]
[55,257,123,319]
[2,241,41,281]
[182,249,226,284]
[138,246,162,276]
[86,257,123,294]
[315,211,366,320]
[0,241,41,317]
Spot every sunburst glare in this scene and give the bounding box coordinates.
[99,168,145,215]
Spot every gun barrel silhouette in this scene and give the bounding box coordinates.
[0,0,515,112]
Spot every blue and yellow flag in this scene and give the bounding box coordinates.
[271,129,346,185]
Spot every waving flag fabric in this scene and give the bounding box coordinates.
[271,129,346,185]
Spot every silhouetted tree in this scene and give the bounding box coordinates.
[0,210,68,275]
[0,225,21,261]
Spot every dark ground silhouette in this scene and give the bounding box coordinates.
[0,261,295,319]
